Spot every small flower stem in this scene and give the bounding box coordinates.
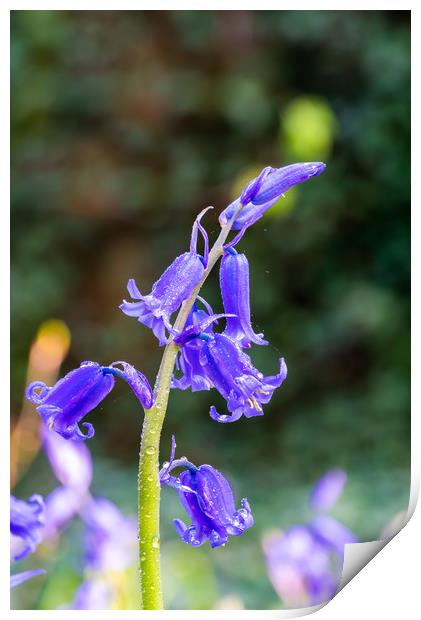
[138,208,241,610]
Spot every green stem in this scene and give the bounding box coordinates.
[138,209,241,610]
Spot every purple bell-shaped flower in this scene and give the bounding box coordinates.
[26,360,153,441]
[160,437,253,548]
[220,248,267,348]
[120,209,211,345]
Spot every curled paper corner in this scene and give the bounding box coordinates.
[338,500,413,594]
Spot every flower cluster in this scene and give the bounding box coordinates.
[10,494,46,588]
[22,161,326,594]
[263,470,358,607]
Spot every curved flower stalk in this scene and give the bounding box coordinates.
[10,495,46,589]
[160,437,253,548]
[26,360,153,441]
[120,209,211,345]
[263,469,357,607]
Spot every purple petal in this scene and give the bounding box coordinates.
[27,363,115,441]
[309,469,347,512]
[82,498,137,572]
[309,515,359,556]
[220,250,267,348]
[10,569,46,589]
[240,166,273,205]
[72,580,111,610]
[174,313,235,346]
[120,252,205,345]
[10,494,45,561]
[219,162,326,231]
[108,361,153,409]
[43,487,82,540]
[41,425,92,491]
[253,162,326,205]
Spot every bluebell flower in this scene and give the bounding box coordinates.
[219,248,267,348]
[71,580,111,610]
[205,335,287,423]
[26,360,153,441]
[10,495,45,561]
[174,321,287,421]
[263,469,358,607]
[43,486,82,540]
[309,469,347,512]
[220,162,326,232]
[160,437,253,548]
[120,209,211,345]
[82,497,137,572]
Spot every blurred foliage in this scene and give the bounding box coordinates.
[11,10,410,610]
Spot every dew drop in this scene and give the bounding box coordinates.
[151,536,160,549]
[145,446,156,455]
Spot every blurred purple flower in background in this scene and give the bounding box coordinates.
[263,470,357,608]
[41,425,92,539]
[72,579,112,610]
[10,494,46,589]
[26,360,153,441]
[82,497,137,572]
[10,494,45,561]
[42,424,93,492]
[36,424,137,609]
[160,437,253,548]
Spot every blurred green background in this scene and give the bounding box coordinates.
[11,10,410,610]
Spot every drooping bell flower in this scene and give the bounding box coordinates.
[120,209,211,345]
[219,248,267,348]
[176,329,286,422]
[219,162,326,232]
[205,335,287,423]
[160,437,253,548]
[26,360,153,441]
[10,494,45,562]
